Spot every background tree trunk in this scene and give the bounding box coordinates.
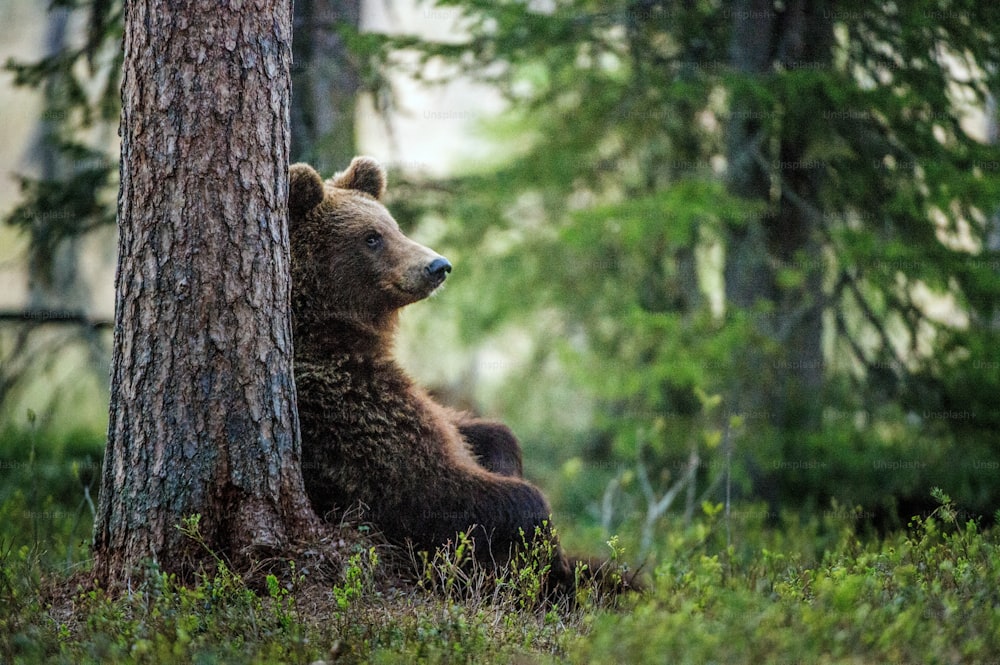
[27,4,84,313]
[93,0,317,588]
[290,0,360,173]
[724,0,780,421]
[724,0,831,428]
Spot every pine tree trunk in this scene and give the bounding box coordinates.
[724,0,831,428]
[290,0,360,173]
[28,5,84,312]
[93,0,318,588]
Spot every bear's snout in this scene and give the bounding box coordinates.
[424,257,452,286]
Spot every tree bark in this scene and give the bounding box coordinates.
[93,0,318,588]
[724,0,831,428]
[724,0,780,418]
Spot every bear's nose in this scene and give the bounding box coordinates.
[425,257,452,284]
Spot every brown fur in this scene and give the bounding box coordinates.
[289,158,573,594]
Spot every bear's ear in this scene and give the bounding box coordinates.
[329,156,387,200]
[289,163,325,216]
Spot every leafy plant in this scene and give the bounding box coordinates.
[333,545,380,611]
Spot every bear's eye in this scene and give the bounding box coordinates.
[364,232,383,250]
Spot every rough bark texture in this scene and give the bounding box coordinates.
[724,0,832,427]
[93,0,317,588]
[290,0,360,172]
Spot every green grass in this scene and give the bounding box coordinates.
[2,426,999,664]
[574,491,1000,664]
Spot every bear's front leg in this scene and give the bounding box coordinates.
[457,418,524,477]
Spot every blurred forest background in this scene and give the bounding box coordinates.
[1,0,999,563]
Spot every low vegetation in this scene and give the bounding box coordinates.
[2,427,999,664]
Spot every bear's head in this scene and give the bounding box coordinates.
[288,157,451,352]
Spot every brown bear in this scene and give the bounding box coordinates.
[288,156,573,594]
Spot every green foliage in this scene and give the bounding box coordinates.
[3,0,122,270]
[0,450,577,664]
[415,524,574,611]
[0,424,102,570]
[0,1,121,428]
[1,556,317,664]
[380,0,1000,530]
[5,1,1000,657]
[573,491,1000,664]
[333,545,379,611]
[3,460,999,665]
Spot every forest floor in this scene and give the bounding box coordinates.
[2,429,999,664]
